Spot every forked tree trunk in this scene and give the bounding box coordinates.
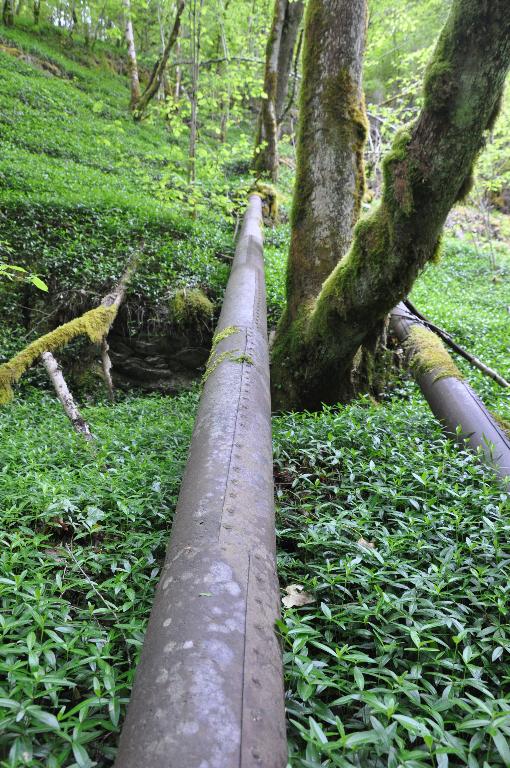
[275,0,304,127]
[134,0,185,119]
[253,0,287,180]
[33,0,40,24]
[271,0,510,411]
[123,0,141,109]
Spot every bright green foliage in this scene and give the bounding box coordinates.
[410,238,510,412]
[276,394,509,766]
[1,3,510,767]
[0,391,197,766]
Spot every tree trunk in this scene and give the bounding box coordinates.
[40,352,94,441]
[0,258,137,405]
[275,0,304,127]
[188,0,203,185]
[280,0,367,319]
[123,0,141,109]
[134,0,185,119]
[32,0,40,24]
[253,0,287,180]
[174,32,182,100]
[217,0,231,143]
[2,0,14,26]
[271,0,510,411]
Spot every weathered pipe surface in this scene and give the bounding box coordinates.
[115,194,287,768]
[391,303,510,486]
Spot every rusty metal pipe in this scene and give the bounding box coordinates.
[391,302,510,486]
[115,195,287,768]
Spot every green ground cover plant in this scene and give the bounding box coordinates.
[1,12,509,768]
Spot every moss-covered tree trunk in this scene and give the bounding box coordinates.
[2,0,14,26]
[272,0,510,411]
[275,0,304,127]
[283,0,367,319]
[253,0,287,180]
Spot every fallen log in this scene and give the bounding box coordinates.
[115,194,287,767]
[391,302,510,486]
[0,257,136,405]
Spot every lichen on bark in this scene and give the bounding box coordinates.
[271,0,510,411]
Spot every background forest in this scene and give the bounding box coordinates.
[0,0,510,766]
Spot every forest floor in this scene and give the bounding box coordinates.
[1,23,510,768]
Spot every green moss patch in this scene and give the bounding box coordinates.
[0,305,117,404]
[405,324,463,382]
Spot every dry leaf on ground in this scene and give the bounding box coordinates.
[282,583,315,608]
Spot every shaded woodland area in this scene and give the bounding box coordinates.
[1,0,510,766]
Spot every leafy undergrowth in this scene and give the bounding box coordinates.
[1,22,509,768]
[0,392,196,767]
[1,385,508,767]
[411,239,510,415]
[276,395,510,767]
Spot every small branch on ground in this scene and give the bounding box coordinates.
[401,299,510,388]
[40,351,95,440]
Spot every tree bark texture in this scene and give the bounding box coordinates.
[272,0,510,411]
[286,0,367,317]
[253,0,287,180]
[275,0,304,125]
[123,0,141,109]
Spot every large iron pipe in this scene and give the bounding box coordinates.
[391,302,510,486]
[116,195,287,768]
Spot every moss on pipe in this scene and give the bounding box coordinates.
[405,324,463,382]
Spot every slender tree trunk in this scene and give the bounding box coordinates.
[40,352,94,441]
[188,0,203,185]
[253,0,287,180]
[32,0,40,23]
[2,0,15,26]
[278,26,303,132]
[174,32,182,100]
[217,0,231,143]
[275,0,304,127]
[156,1,167,100]
[272,0,510,411]
[123,0,141,109]
[134,0,185,119]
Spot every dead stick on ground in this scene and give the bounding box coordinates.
[403,299,510,388]
[97,254,138,399]
[40,351,95,440]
